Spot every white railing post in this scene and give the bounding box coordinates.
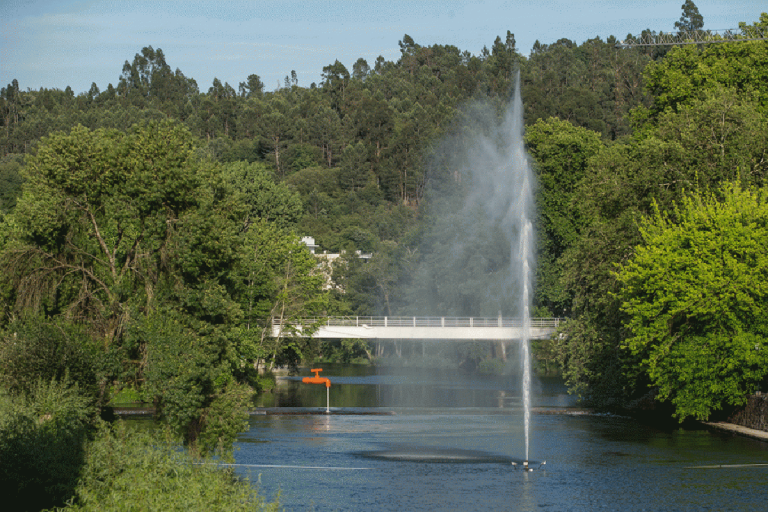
[385,316,388,327]
[441,317,445,327]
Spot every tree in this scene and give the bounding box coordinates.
[2,121,202,343]
[258,97,291,176]
[338,141,372,191]
[640,22,768,119]
[352,58,370,81]
[206,78,238,137]
[321,60,350,113]
[239,74,264,98]
[236,220,327,370]
[674,0,704,33]
[0,154,23,214]
[66,422,279,510]
[525,117,603,315]
[0,378,96,510]
[617,183,768,421]
[554,38,768,407]
[134,307,251,455]
[0,119,330,451]
[222,161,303,229]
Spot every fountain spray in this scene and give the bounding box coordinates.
[506,70,537,471]
[413,68,540,470]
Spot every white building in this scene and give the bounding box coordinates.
[301,236,372,290]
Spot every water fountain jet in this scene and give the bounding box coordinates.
[504,70,536,470]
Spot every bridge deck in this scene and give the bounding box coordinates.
[272,316,563,341]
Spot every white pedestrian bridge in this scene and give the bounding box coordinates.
[272,316,564,341]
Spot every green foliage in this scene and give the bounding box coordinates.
[0,378,96,511]
[0,153,24,213]
[674,0,704,32]
[62,422,278,511]
[254,371,277,393]
[524,36,652,139]
[617,183,768,420]
[0,118,326,429]
[107,386,142,405]
[3,120,205,344]
[235,218,328,369]
[0,319,103,399]
[222,160,303,229]
[653,87,768,184]
[641,18,768,119]
[134,309,250,457]
[195,383,252,459]
[321,338,373,364]
[555,29,768,407]
[525,117,604,315]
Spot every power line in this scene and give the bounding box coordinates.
[616,26,768,48]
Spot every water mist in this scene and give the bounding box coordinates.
[407,69,537,463]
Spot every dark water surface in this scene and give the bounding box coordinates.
[236,364,768,511]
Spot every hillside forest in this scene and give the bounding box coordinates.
[1,3,768,509]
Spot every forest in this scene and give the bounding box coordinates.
[1,2,768,508]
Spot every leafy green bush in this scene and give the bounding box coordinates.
[195,383,251,459]
[255,371,276,393]
[106,386,143,405]
[0,378,96,511]
[0,320,103,399]
[135,309,251,457]
[62,421,279,512]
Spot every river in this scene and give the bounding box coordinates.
[235,364,768,511]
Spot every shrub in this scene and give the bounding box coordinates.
[0,320,102,399]
[0,378,96,511]
[63,422,278,511]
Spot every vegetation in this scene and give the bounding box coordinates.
[63,421,278,512]
[552,12,768,416]
[617,184,768,421]
[0,379,95,511]
[1,2,768,508]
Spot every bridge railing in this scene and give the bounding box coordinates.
[273,316,564,329]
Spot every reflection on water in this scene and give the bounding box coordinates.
[255,363,574,410]
[239,365,768,511]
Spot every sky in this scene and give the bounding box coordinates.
[1,0,766,95]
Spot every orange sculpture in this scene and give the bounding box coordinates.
[302,368,331,412]
[302,368,331,388]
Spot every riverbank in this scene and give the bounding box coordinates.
[703,421,768,442]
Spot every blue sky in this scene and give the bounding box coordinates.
[1,0,766,95]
